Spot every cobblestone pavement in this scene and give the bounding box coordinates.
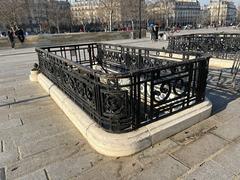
[0,43,240,180]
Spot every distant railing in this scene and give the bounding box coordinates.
[168,33,240,59]
[36,43,210,133]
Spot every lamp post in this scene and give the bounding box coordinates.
[139,0,142,39]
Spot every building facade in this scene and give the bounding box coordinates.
[70,0,100,24]
[24,0,71,33]
[174,0,201,26]
[208,0,237,26]
[70,0,145,30]
[147,0,201,28]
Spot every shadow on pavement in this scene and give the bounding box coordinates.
[206,69,240,114]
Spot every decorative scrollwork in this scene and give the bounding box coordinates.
[102,91,128,119]
[85,86,94,102]
[153,82,171,103]
[105,94,124,114]
[173,79,188,96]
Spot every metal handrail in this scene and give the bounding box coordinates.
[36,43,210,133]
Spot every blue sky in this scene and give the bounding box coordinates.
[200,0,239,6]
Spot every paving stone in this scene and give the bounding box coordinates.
[0,76,26,84]
[75,156,144,180]
[0,96,6,101]
[138,139,179,165]
[6,142,89,179]
[8,98,57,115]
[0,151,19,167]
[172,134,228,167]
[0,116,76,146]
[171,116,219,145]
[15,169,47,180]
[117,157,144,179]
[0,118,22,130]
[0,97,15,106]
[19,129,83,158]
[1,79,34,89]
[13,95,50,108]
[8,106,64,123]
[214,100,240,124]
[75,161,122,180]
[14,84,46,96]
[0,87,15,99]
[0,112,9,123]
[131,154,189,180]
[0,138,19,166]
[212,142,240,175]
[46,152,104,180]
[0,137,19,167]
[212,117,240,141]
[0,106,74,141]
[183,160,234,180]
[75,141,179,180]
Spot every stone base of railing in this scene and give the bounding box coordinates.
[29,70,39,82]
[31,72,212,157]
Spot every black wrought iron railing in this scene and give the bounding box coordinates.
[36,43,210,133]
[168,33,240,59]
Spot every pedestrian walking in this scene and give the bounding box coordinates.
[154,24,159,41]
[7,27,15,48]
[15,27,25,43]
[149,24,155,42]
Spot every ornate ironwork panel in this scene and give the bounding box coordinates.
[36,43,209,133]
[168,33,240,59]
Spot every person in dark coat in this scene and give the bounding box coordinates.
[7,27,15,48]
[154,24,159,41]
[150,24,155,42]
[15,26,25,43]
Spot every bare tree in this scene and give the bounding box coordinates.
[98,0,120,31]
[34,0,49,33]
[0,0,26,27]
[75,11,91,32]
[47,0,71,33]
[120,0,145,30]
[146,0,174,28]
[200,7,211,26]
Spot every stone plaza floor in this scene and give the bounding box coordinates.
[0,38,240,179]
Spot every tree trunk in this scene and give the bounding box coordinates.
[56,18,60,33]
[57,24,60,33]
[166,14,169,28]
[131,20,134,31]
[39,23,42,33]
[109,10,113,32]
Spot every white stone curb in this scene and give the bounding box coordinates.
[34,73,212,157]
[29,70,39,82]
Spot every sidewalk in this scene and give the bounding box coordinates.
[0,48,35,56]
[0,43,240,179]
